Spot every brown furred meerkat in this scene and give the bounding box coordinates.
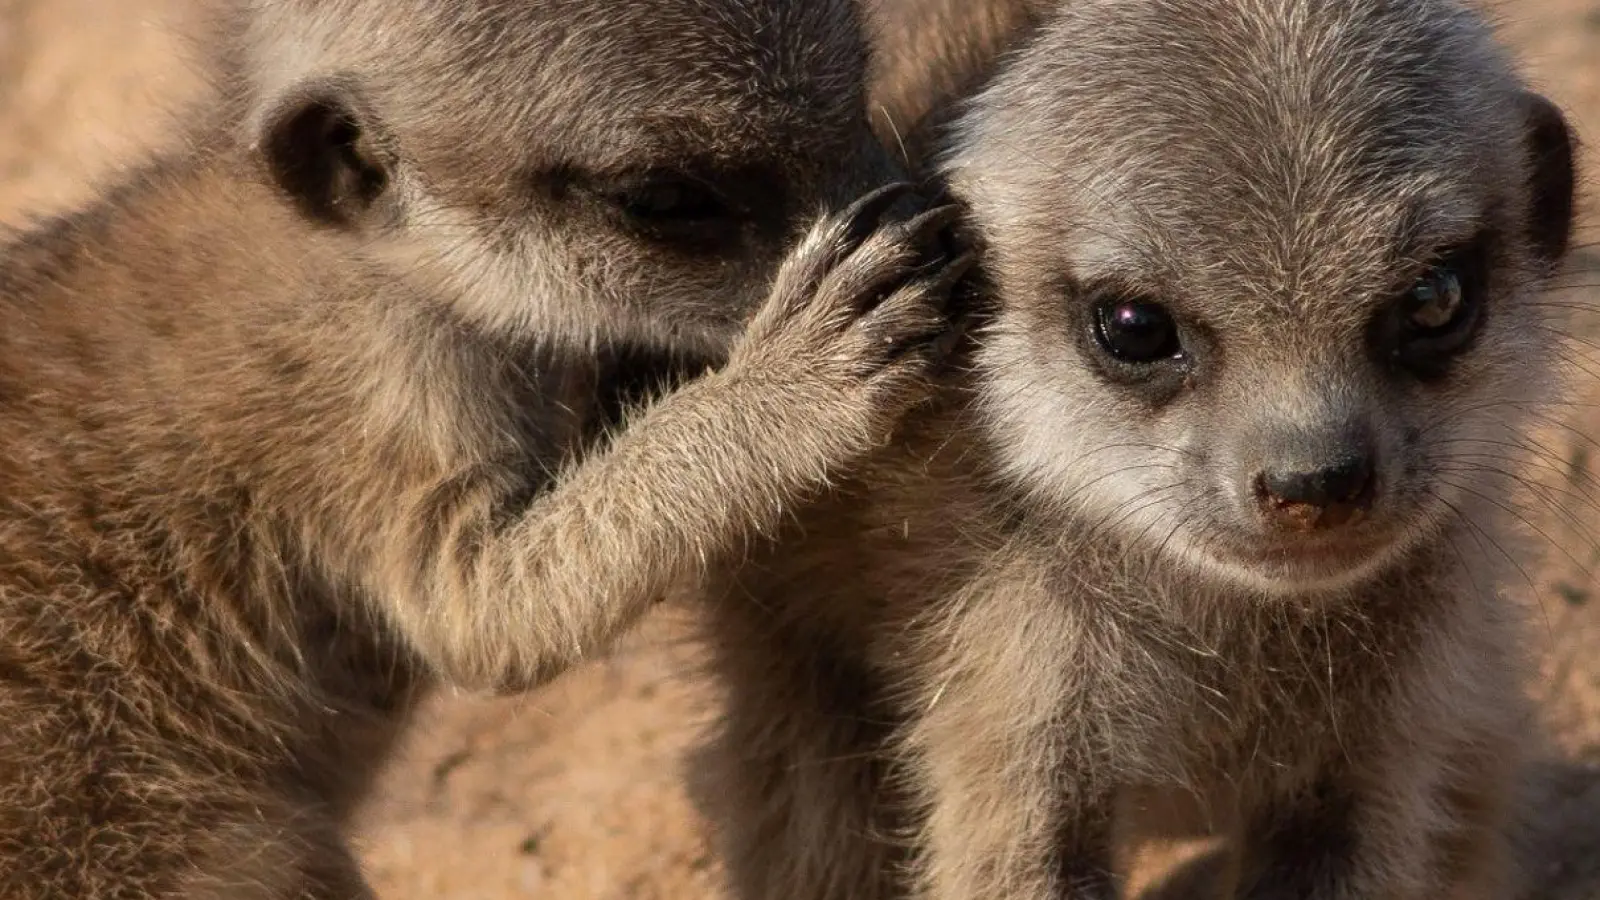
[696,0,1579,897]
[0,0,971,896]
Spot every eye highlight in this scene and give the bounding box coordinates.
[1093,298,1183,363]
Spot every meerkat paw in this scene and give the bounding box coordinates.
[730,181,974,440]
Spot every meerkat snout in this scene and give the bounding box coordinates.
[1248,451,1376,528]
[1252,437,1377,533]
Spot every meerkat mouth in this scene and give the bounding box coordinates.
[1229,533,1388,567]
[1205,526,1402,591]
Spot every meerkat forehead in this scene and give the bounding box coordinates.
[949,0,1533,329]
[236,0,872,182]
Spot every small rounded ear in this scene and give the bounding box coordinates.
[1518,90,1576,265]
[260,83,392,228]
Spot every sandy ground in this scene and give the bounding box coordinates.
[2,1,1600,897]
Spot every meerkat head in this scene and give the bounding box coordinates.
[224,0,890,354]
[947,0,1577,598]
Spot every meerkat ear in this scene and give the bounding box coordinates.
[260,83,393,228]
[1518,90,1576,265]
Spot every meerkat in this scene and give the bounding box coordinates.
[697,0,1579,898]
[0,0,971,895]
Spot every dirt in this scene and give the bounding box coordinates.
[2,1,1599,897]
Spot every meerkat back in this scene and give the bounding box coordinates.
[0,0,970,895]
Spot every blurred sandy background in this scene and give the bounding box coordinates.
[1,1,1598,897]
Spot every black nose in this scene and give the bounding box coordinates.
[1260,456,1373,507]
[1255,455,1375,531]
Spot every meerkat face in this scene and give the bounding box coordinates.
[949,0,1577,598]
[233,0,891,354]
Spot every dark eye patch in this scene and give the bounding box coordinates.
[1372,231,1495,381]
[534,158,790,254]
[611,177,727,223]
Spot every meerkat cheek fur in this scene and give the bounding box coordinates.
[0,0,976,895]
[696,0,1580,898]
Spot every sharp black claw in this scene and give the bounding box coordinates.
[840,182,918,249]
[904,204,964,243]
[884,326,950,364]
[935,251,978,289]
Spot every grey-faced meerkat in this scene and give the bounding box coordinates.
[697,0,1579,897]
[0,0,971,895]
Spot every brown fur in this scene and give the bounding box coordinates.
[0,0,967,895]
[698,0,1580,897]
[864,0,1047,167]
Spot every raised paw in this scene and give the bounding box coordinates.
[733,183,972,399]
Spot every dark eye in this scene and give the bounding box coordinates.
[1383,247,1488,377]
[611,176,729,225]
[1402,264,1468,332]
[1093,298,1183,363]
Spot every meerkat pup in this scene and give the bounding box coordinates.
[0,0,969,895]
[698,0,1579,897]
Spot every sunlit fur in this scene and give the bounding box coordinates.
[0,0,958,895]
[697,0,1579,898]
